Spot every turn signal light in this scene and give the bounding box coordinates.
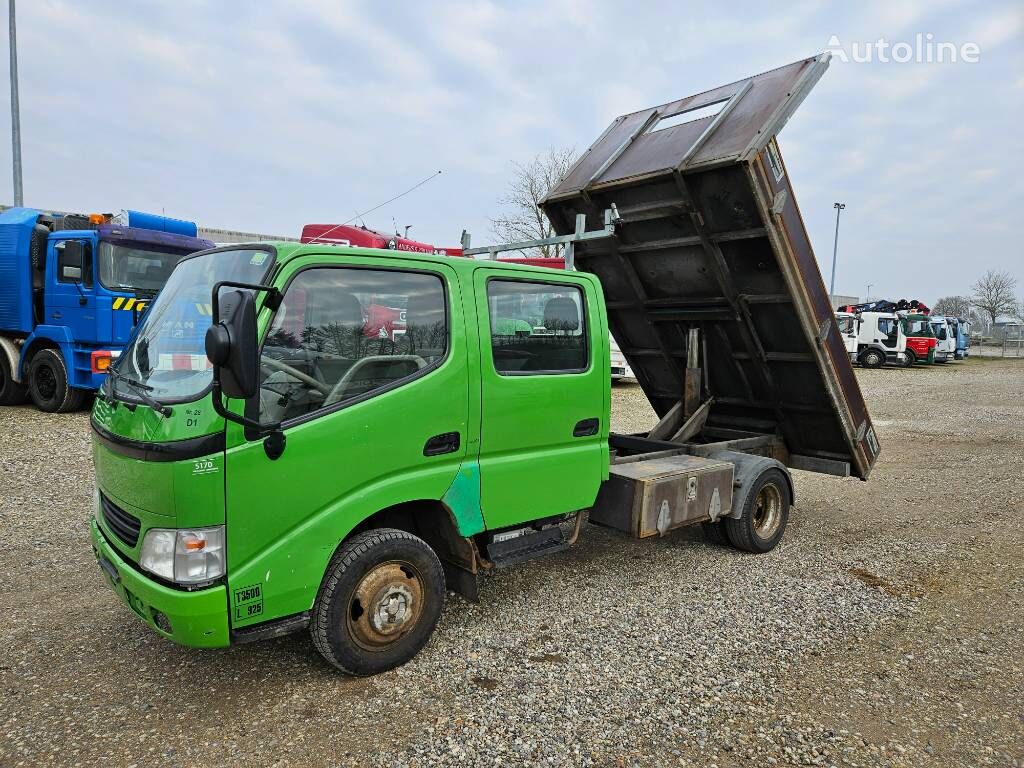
[90,350,113,373]
[182,534,207,552]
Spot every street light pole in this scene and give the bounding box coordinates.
[866,282,874,301]
[8,0,23,206]
[829,202,845,298]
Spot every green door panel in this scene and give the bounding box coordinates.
[224,258,471,628]
[473,268,609,530]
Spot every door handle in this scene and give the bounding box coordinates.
[423,432,460,456]
[573,418,599,437]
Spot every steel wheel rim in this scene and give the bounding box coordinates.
[752,483,783,539]
[347,560,424,651]
[35,364,57,399]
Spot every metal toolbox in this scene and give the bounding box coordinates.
[590,454,734,538]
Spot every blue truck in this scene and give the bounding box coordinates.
[0,207,212,412]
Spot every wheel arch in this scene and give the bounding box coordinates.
[0,336,22,382]
[18,327,73,376]
[708,450,794,520]
[342,499,480,601]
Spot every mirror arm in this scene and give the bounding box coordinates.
[210,381,281,436]
[211,280,281,319]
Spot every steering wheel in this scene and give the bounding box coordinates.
[323,355,426,406]
[260,357,332,395]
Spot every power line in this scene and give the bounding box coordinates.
[305,170,442,245]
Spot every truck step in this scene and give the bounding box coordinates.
[486,526,568,568]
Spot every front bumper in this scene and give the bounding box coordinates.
[90,518,230,648]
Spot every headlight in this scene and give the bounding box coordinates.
[139,526,225,584]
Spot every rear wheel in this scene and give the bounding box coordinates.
[28,349,85,413]
[311,528,445,676]
[724,468,791,553]
[859,348,884,368]
[0,352,28,405]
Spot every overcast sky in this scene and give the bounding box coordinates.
[2,1,1021,303]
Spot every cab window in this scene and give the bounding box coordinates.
[486,280,587,374]
[259,267,447,423]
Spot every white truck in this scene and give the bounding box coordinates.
[837,310,907,368]
[609,336,635,381]
[929,316,955,362]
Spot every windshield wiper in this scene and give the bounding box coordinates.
[107,367,172,418]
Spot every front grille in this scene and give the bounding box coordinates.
[100,494,141,547]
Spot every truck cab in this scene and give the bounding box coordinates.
[929,315,955,362]
[0,208,212,411]
[950,317,971,359]
[836,311,859,359]
[845,311,906,368]
[899,313,937,366]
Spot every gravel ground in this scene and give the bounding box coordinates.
[1,358,1022,767]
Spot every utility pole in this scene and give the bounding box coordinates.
[8,0,23,206]
[829,202,845,298]
[866,282,874,301]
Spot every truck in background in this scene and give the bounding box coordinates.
[839,300,936,367]
[0,208,212,412]
[900,313,937,366]
[836,310,907,368]
[951,317,972,359]
[929,315,956,362]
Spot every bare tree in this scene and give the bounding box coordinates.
[971,269,1017,332]
[490,147,578,259]
[932,295,972,318]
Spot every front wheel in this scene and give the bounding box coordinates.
[903,350,917,368]
[859,348,884,368]
[311,529,445,676]
[28,349,85,413]
[724,468,791,553]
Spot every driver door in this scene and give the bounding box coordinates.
[222,257,470,629]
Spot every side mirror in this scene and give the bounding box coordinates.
[205,289,258,400]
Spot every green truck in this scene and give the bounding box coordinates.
[89,54,879,675]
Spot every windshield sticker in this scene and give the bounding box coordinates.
[249,252,268,266]
[233,584,264,621]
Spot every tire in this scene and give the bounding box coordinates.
[310,528,445,676]
[701,519,731,547]
[0,352,28,405]
[28,349,85,413]
[724,468,791,554]
[903,350,917,368]
[859,348,884,369]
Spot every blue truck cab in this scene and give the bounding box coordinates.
[950,317,972,359]
[0,207,212,412]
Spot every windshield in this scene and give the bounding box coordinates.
[98,241,193,294]
[110,248,275,403]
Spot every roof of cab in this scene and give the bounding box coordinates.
[252,241,585,277]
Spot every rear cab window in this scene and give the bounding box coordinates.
[485,279,588,374]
